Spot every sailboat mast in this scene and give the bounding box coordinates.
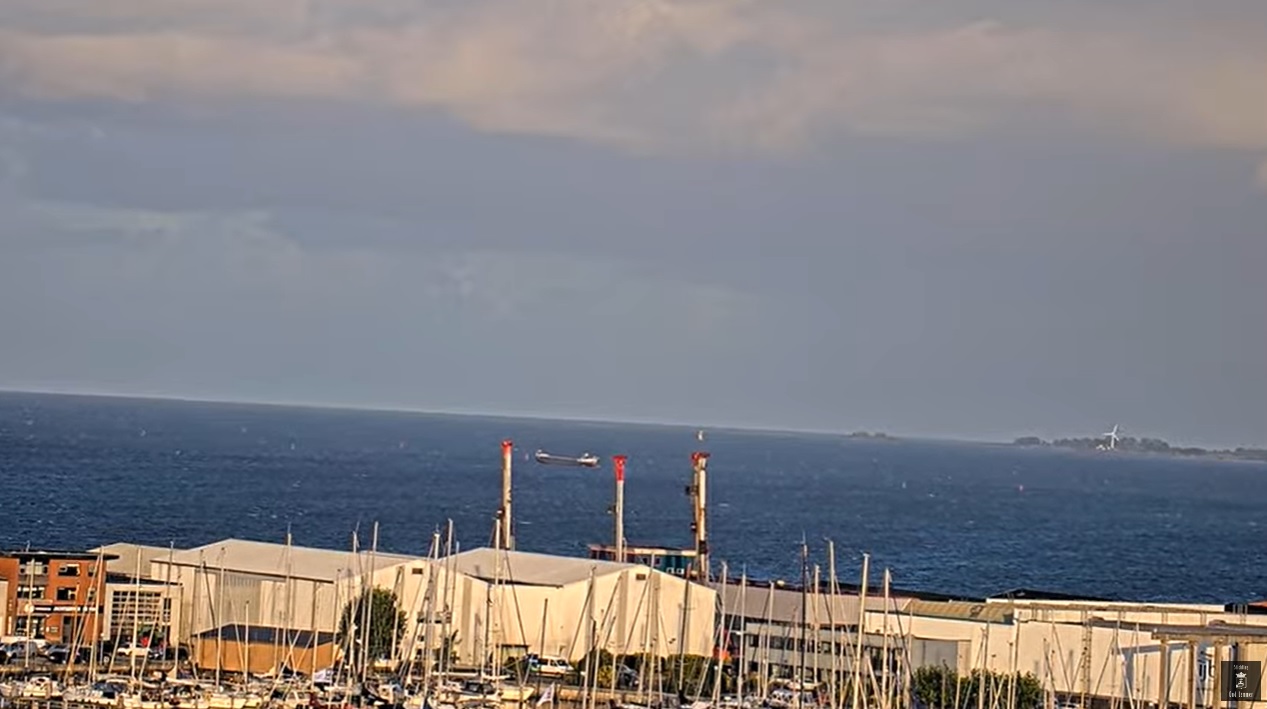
[216,548,227,688]
[712,562,729,705]
[882,568,892,709]
[852,553,870,709]
[827,541,840,709]
[362,521,379,680]
[738,568,748,703]
[798,540,809,709]
[761,582,775,702]
[130,550,143,680]
[812,564,822,693]
[440,520,457,680]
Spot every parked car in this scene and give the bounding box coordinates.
[527,654,574,677]
[1,640,40,663]
[114,642,150,658]
[615,665,641,689]
[44,645,92,664]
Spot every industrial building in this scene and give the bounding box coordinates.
[0,578,8,637]
[708,571,1267,709]
[149,537,424,640]
[856,590,1267,708]
[124,536,716,674]
[714,578,960,694]
[0,549,116,644]
[434,547,717,665]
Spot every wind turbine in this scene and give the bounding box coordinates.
[1103,424,1122,450]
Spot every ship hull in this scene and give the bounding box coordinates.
[534,450,600,467]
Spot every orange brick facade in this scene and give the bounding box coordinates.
[0,551,116,644]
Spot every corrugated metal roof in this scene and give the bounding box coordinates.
[907,600,1013,623]
[715,582,910,625]
[159,539,420,582]
[446,548,633,587]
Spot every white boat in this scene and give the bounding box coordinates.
[18,676,63,700]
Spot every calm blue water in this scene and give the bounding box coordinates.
[1,391,1264,603]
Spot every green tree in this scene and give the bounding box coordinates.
[338,588,406,670]
[911,665,1043,709]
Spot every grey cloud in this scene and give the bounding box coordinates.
[1,0,1266,164]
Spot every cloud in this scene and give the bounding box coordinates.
[1,0,1266,160]
[1,190,763,334]
[1258,160,1267,194]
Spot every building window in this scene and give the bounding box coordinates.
[14,616,45,637]
[57,587,78,601]
[17,585,46,599]
[58,563,81,577]
[18,562,49,577]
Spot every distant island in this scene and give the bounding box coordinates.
[1012,435,1267,462]
[845,431,898,440]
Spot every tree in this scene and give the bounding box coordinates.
[338,587,406,670]
[911,665,1043,709]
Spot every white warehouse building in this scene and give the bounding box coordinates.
[435,548,717,664]
[136,538,716,671]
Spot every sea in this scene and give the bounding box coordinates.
[1,391,1264,604]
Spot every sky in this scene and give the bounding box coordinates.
[1,0,1265,448]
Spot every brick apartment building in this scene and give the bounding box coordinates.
[0,549,118,643]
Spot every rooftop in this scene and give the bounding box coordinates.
[157,538,421,582]
[906,599,1014,623]
[91,542,183,577]
[715,581,910,625]
[1083,620,1267,642]
[989,587,1117,602]
[446,547,635,587]
[1,549,120,562]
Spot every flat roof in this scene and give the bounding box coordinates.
[447,548,635,587]
[990,587,1117,602]
[589,543,697,556]
[714,581,909,625]
[907,599,1014,624]
[1082,618,1267,641]
[158,538,421,583]
[1,550,119,562]
[1150,623,1267,642]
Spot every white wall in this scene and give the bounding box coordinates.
[866,609,1266,706]
[393,564,717,666]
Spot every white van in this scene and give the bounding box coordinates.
[530,655,573,677]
